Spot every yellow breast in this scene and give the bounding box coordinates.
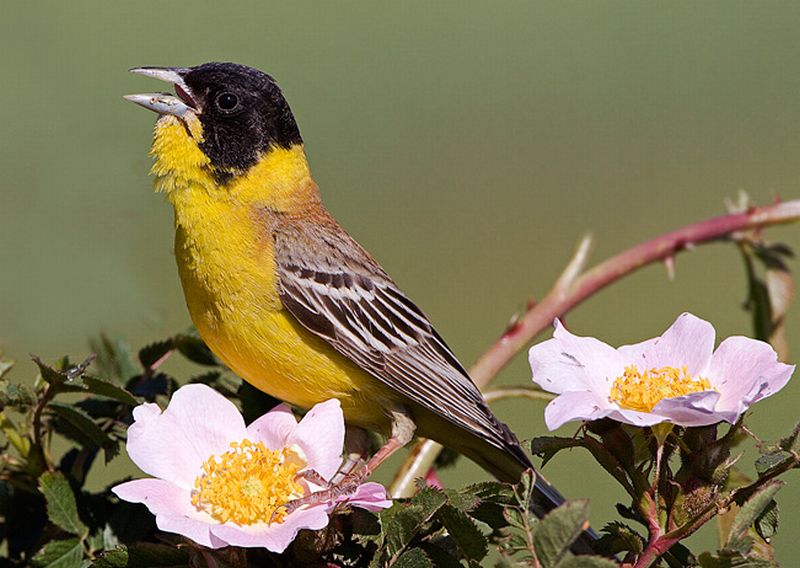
[149,117,393,431]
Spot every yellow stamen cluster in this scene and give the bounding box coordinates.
[609,365,712,413]
[191,439,305,525]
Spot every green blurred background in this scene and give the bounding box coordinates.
[2,1,799,560]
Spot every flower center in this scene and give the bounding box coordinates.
[191,439,306,525]
[609,365,712,413]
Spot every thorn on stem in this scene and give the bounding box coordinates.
[663,256,675,281]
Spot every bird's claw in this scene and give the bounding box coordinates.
[270,469,368,523]
[295,468,330,487]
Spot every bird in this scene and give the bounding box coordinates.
[125,62,580,528]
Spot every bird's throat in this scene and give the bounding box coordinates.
[149,116,315,213]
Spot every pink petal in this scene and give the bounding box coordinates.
[606,408,671,427]
[126,384,247,488]
[544,390,613,430]
[287,400,345,482]
[209,506,330,552]
[618,313,715,376]
[112,479,223,548]
[530,320,625,395]
[158,515,229,549]
[708,336,795,418]
[246,403,298,450]
[651,390,724,427]
[337,482,393,512]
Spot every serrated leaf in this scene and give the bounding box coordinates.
[555,556,619,568]
[174,332,218,366]
[754,452,792,477]
[138,340,174,370]
[33,538,83,568]
[126,372,176,400]
[393,547,434,568]
[754,499,779,540]
[463,480,515,506]
[533,500,591,568]
[47,402,111,449]
[727,481,783,551]
[443,487,481,513]
[596,521,644,556]
[91,543,191,568]
[437,504,488,561]
[75,376,139,406]
[379,488,447,560]
[418,542,463,568]
[33,356,69,386]
[39,472,88,537]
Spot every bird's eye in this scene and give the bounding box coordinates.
[215,92,240,113]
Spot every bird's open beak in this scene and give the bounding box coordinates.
[125,67,199,118]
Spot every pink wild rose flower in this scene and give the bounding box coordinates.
[529,313,794,430]
[113,384,391,551]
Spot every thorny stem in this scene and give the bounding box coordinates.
[389,198,800,498]
[665,449,800,543]
[631,447,800,567]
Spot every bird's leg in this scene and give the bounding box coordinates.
[332,427,371,483]
[276,410,415,520]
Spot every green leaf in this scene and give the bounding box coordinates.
[378,487,447,561]
[138,339,175,370]
[47,402,111,449]
[532,500,591,568]
[727,481,783,551]
[555,556,619,568]
[393,547,434,568]
[437,504,488,561]
[0,379,36,409]
[33,355,69,386]
[90,547,128,568]
[443,487,481,513]
[32,538,83,568]
[174,331,218,366]
[91,543,191,568]
[417,542,464,568]
[531,436,583,467]
[774,422,800,453]
[71,376,139,406]
[596,521,644,556]
[39,472,88,537]
[754,499,779,541]
[698,551,775,568]
[754,452,793,477]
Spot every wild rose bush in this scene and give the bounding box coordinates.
[1,198,799,567]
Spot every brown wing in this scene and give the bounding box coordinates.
[271,210,520,453]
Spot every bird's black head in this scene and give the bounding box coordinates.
[127,62,303,181]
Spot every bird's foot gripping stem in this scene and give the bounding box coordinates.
[273,409,415,522]
[275,468,370,521]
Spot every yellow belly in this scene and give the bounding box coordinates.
[172,202,394,433]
